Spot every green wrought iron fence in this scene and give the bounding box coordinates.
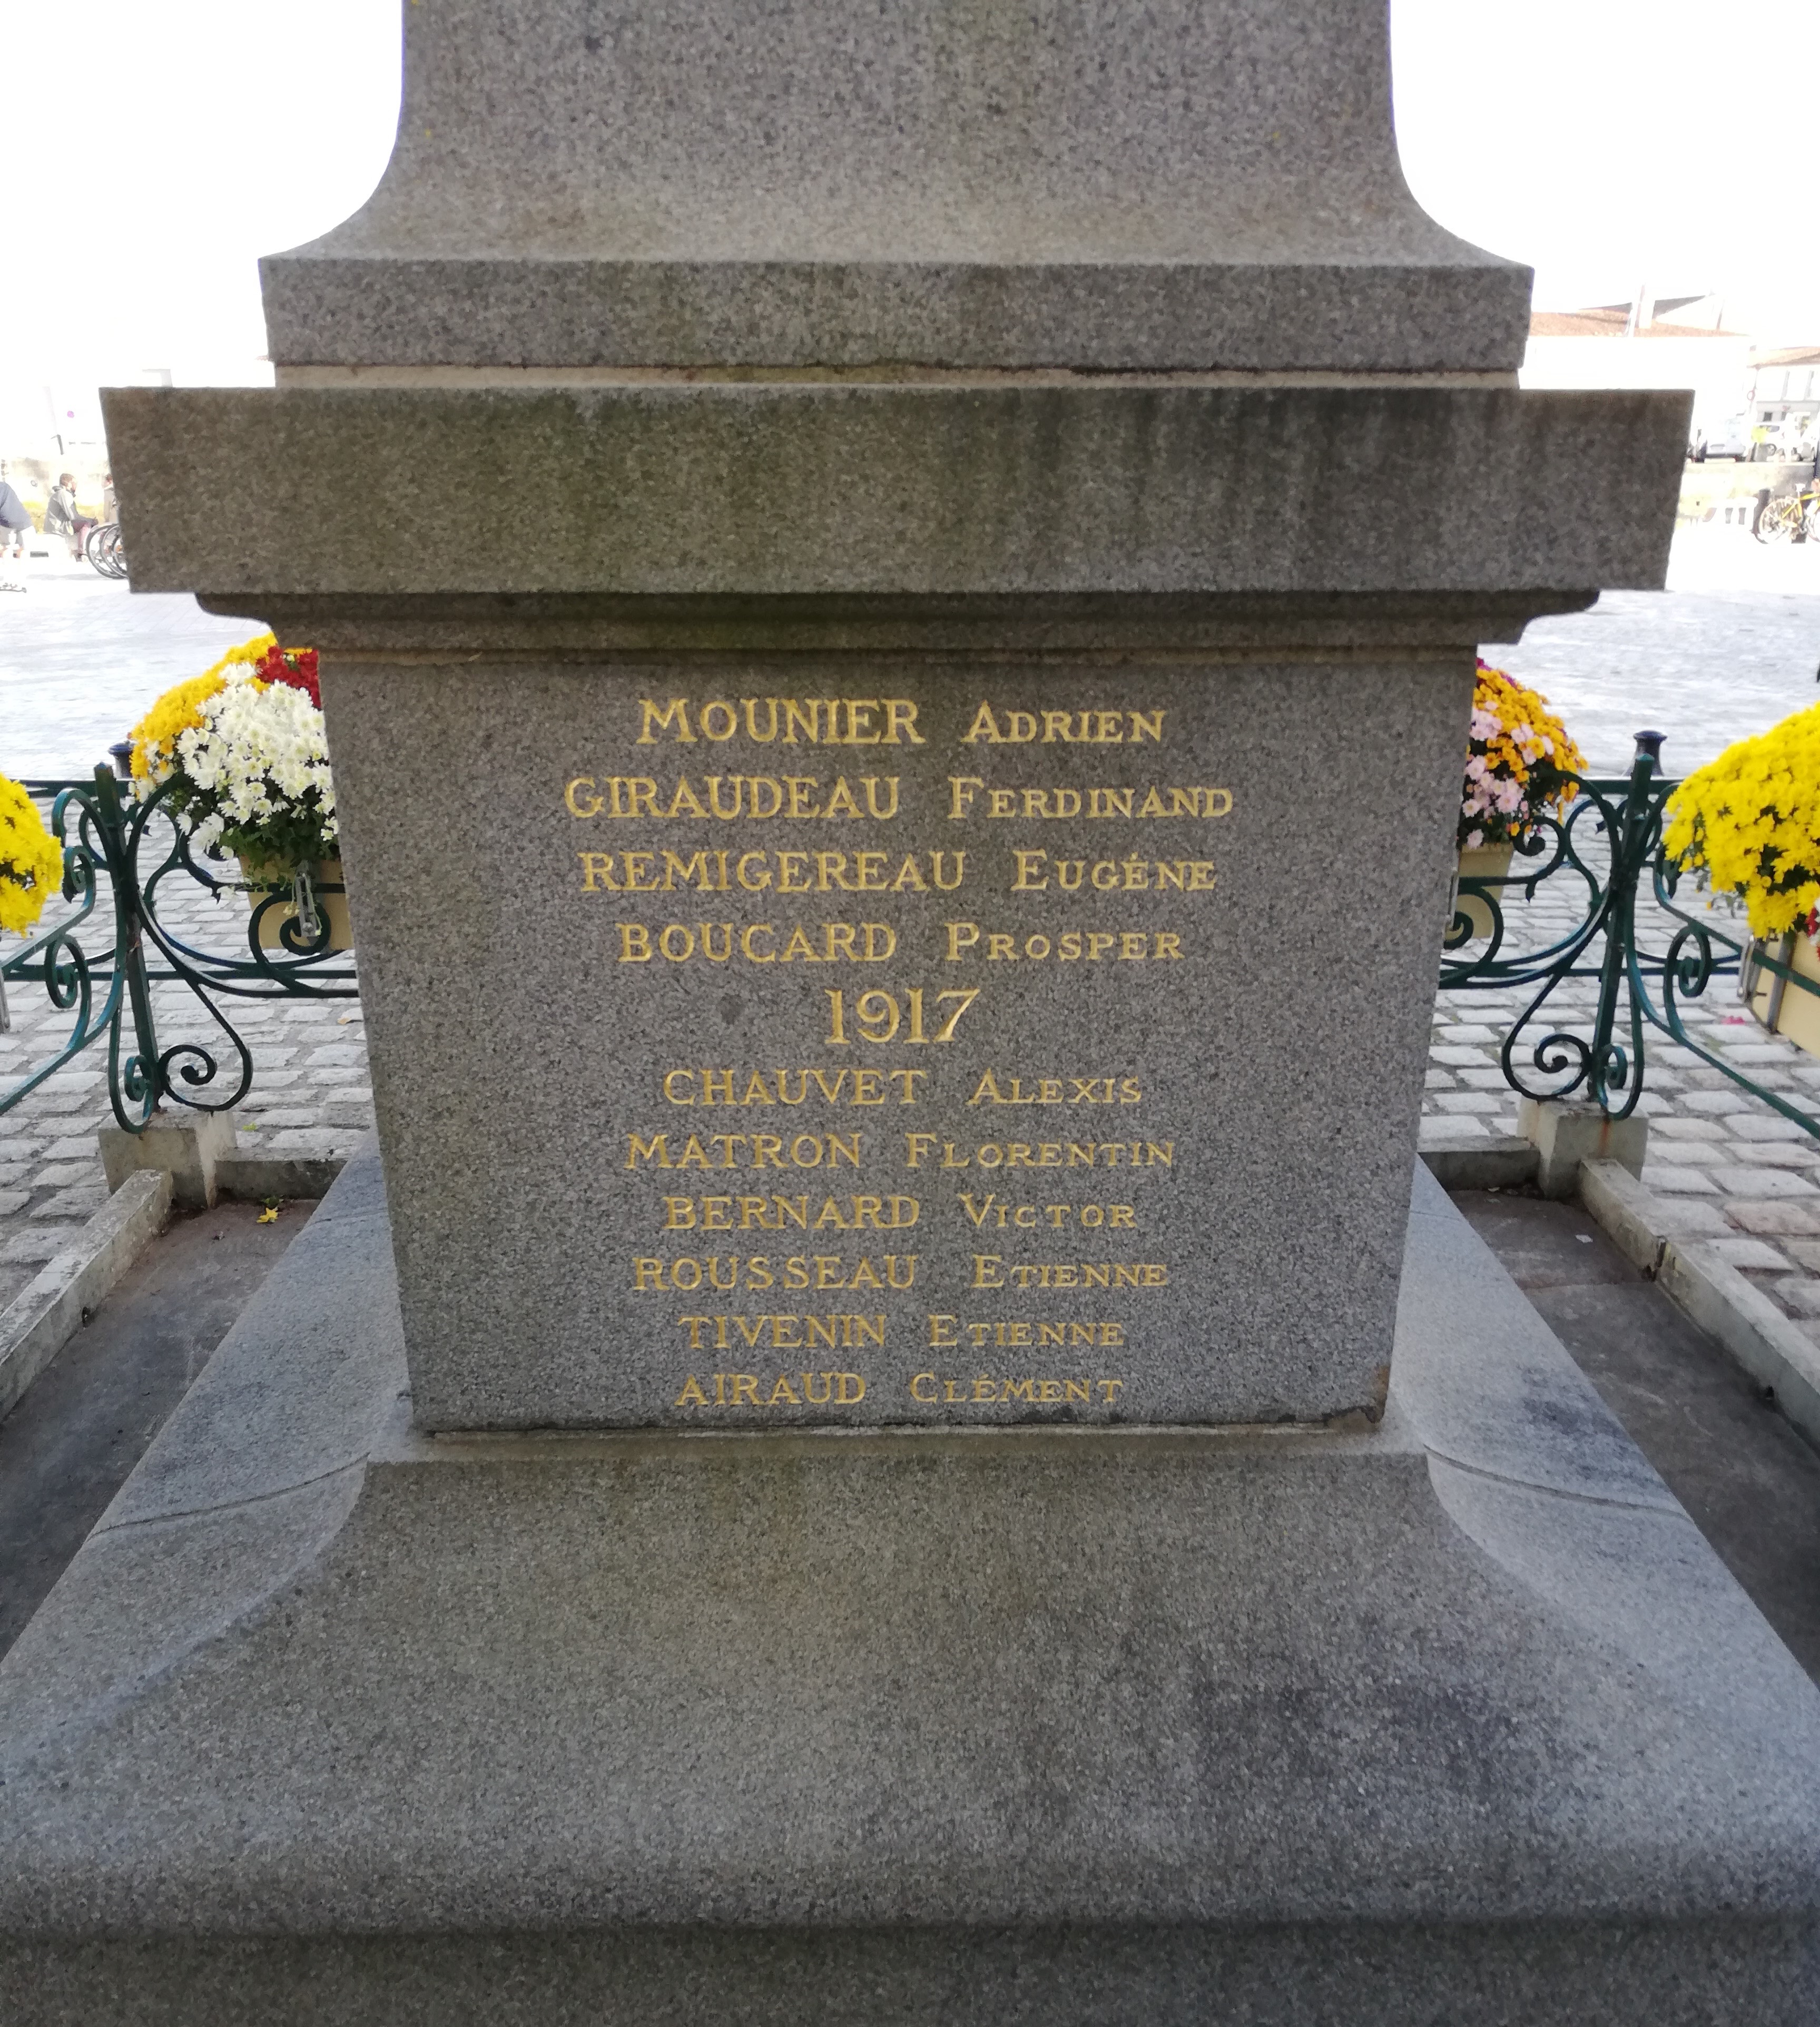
[1,766,356,1133]
[1444,732,1819,1139]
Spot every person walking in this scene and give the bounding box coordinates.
[43,472,96,560]
[0,478,32,589]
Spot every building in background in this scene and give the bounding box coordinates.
[1747,347,1820,454]
[1520,295,1752,446]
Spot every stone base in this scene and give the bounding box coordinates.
[3,1154,1818,2023]
[1517,1095,1650,1199]
[96,1107,238,1211]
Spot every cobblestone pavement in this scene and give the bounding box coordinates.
[0,569,251,778]
[1500,575,1820,774]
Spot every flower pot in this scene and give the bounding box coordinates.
[1745,932,1820,1059]
[1451,843,1514,943]
[236,855,351,954]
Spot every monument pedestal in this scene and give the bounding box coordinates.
[94,381,1685,1441]
[22,3,1809,2010]
[4,1152,1816,2022]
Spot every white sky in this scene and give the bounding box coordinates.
[1393,0,1820,332]
[1,0,1813,440]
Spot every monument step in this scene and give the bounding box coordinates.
[3,1156,1816,2022]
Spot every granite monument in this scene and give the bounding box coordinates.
[4,2,1818,2019]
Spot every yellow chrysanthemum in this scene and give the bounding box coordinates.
[1474,667,1586,780]
[1461,662,1585,848]
[0,773,64,937]
[128,632,276,782]
[1664,700,1820,941]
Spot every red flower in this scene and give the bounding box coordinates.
[256,643,321,710]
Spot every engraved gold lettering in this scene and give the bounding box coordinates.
[782,700,820,744]
[638,699,695,744]
[883,701,924,746]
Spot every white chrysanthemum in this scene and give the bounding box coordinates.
[173,679,337,854]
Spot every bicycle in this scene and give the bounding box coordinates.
[1753,488,1820,544]
[84,523,128,579]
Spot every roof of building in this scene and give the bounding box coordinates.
[1528,308,1735,339]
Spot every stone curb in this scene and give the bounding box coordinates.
[1576,1159,1729,1275]
[1416,1127,1540,1192]
[1657,1242,1820,1452]
[1579,1158,1820,1452]
[0,1169,171,1422]
[217,1154,347,1201]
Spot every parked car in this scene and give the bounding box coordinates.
[1690,416,1751,461]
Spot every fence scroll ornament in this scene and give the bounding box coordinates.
[1445,731,1819,1140]
[0,765,356,1134]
